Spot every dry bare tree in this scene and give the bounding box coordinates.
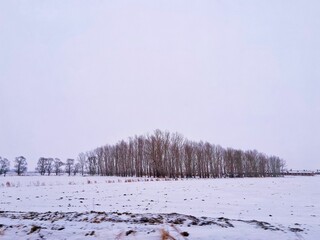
[77,152,87,176]
[54,158,63,175]
[0,157,10,176]
[14,156,27,176]
[65,159,74,176]
[36,157,47,175]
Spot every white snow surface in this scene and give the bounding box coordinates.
[0,175,319,239]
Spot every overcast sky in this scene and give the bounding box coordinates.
[1,0,319,170]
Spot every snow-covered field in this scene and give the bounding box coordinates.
[0,175,319,239]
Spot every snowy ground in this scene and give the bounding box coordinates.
[0,175,319,239]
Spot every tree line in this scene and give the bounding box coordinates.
[1,130,286,178]
[77,130,286,178]
[0,156,76,177]
[35,157,79,176]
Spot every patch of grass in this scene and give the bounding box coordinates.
[160,229,176,240]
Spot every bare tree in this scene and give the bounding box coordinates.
[87,152,97,176]
[14,156,27,176]
[73,163,80,175]
[233,150,244,177]
[170,132,184,178]
[102,145,114,176]
[95,147,104,175]
[54,158,63,175]
[0,157,10,176]
[36,157,47,175]
[65,159,74,176]
[135,135,145,177]
[184,141,194,178]
[46,158,54,175]
[77,152,87,176]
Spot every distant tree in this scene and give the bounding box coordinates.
[36,157,47,175]
[184,141,194,178]
[95,147,104,175]
[54,158,64,175]
[280,159,286,174]
[14,156,27,176]
[0,157,10,176]
[65,159,74,176]
[73,163,80,175]
[46,158,54,175]
[77,152,87,176]
[87,153,97,176]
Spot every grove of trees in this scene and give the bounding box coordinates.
[76,130,286,178]
[2,130,287,178]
